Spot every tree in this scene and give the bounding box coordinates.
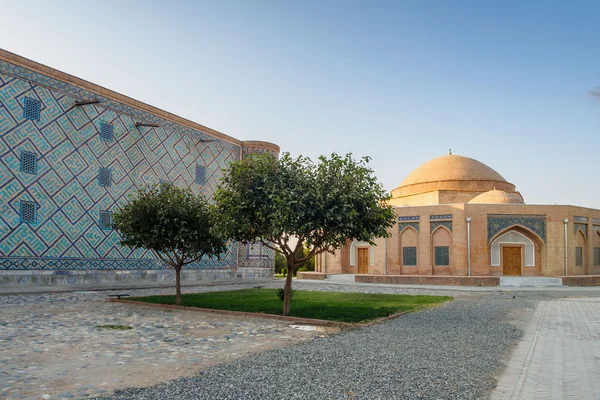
[590,88,600,102]
[215,152,396,315]
[113,183,227,305]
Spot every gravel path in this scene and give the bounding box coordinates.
[98,292,536,400]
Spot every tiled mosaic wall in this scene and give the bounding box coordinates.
[0,61,273,271]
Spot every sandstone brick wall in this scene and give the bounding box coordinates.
[315,204,600,277]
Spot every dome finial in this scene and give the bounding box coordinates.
[449,148,452,155]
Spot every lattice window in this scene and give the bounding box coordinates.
[23,97,41,121]
[20,151,37,174]
[402,247,417,266]
[195,165,206,184]
[576,247,583,266]
[98,168,112,187]
[99,210,112,230]
[595,248,600,266]
[100,121,114,142]
[434,246,450,266]
[20,201,37,224]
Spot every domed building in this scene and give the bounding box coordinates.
[314,154,600,280]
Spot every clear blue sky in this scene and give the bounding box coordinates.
[2,1,599,207]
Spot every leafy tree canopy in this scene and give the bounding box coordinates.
[215,152,396,314]
[216,152,395,261]
[114,183,227,304]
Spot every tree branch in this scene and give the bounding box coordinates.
[261,241,281,254]
[152,249,177,268]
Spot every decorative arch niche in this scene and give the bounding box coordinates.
[399,227,419,268]
[431,226,452,267]
[491,230,535,267]
[575,230,587,270]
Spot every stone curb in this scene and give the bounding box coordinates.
[107,299,424,329]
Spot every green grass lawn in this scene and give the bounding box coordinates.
[126,289,452,323]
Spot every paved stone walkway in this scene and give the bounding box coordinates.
[0,285,318,400]
[491,297,600,400]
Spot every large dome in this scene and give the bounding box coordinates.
[390,154,517,202]
[399,154,507,187]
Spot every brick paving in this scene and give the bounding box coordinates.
[491,297,600,400]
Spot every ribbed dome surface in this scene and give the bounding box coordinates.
[468,190,525,204]
[399,154,507,187]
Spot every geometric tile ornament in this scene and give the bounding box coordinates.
[0,59,273,271]
[574,223,587,238]
[399,222,420,233]
[430,214,452,220]
[487,214,546,243]
[431,220,452,233]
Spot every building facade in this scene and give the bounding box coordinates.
[316,154,600,277]
[0,49,279,286]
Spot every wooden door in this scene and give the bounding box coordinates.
[502,247,521,276]
[357,248,369,274]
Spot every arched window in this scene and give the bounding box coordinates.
[491,230,534,267]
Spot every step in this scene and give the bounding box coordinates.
[499,276,565,287]
[324,274,357,282]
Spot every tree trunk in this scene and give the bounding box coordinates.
[175,266,182,305]
[283,262,294,315]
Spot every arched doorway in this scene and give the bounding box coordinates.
[349,240,373,274]
[491,230,535,276]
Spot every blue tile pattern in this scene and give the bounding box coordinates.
[574,223,587,238]
[398,216,420,221]
[431,221,452,233]
[430,214,452,220]
[487,214,546,242]
[0,59,273,271]
[246,242,271,260]
[399,222,420,233]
